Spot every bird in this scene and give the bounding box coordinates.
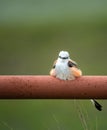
[50,50,102,111]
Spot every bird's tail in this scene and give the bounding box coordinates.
[91,99,102,111]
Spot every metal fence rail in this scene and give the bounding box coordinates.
[0,76,106,99]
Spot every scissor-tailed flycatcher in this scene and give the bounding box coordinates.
[50,51,102,111]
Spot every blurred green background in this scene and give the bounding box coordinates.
[0,0,107,129]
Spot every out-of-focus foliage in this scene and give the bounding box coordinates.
[0,0,107,130]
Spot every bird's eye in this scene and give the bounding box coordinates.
[59,56,68,59]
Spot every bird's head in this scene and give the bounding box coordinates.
[58,51,70,62]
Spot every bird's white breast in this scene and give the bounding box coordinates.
[55,60,75,80]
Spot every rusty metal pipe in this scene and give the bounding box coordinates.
[0,76,107,99]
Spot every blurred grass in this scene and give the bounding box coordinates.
[0,0,107,130]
